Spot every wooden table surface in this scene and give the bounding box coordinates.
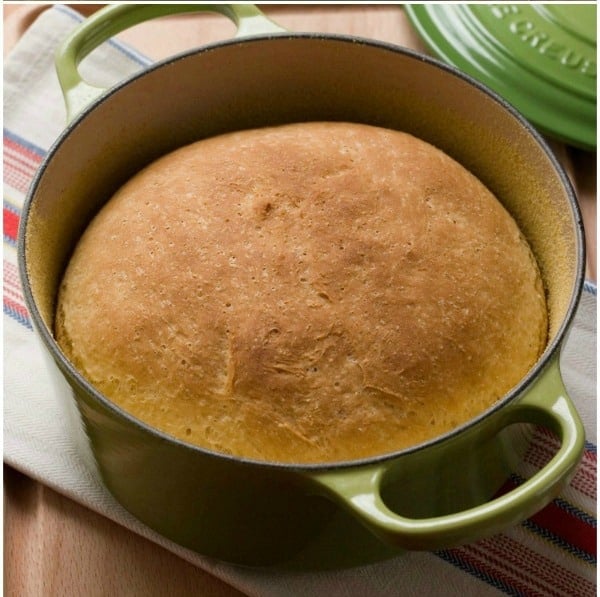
[4,4,596,596]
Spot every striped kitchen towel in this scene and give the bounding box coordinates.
[4,5,596,596]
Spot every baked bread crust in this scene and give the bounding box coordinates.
[55,122,547,463]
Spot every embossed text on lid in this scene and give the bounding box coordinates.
[406,4,597,149]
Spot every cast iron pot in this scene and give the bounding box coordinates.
[18,4,586,568]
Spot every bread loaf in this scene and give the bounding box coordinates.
[55,122,547,463]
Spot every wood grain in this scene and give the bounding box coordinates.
[4,4,596,596]
[4,466,245,596]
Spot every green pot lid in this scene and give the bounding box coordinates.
[405,3,596,150]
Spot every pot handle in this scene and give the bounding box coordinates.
[55,3,285,121]
[309,356,585,550]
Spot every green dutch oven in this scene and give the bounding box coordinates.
[18,4,585,568]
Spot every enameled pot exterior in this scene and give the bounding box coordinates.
[19,5,585,567]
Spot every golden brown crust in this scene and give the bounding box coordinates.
[55,122,547,463]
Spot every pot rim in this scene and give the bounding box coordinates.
[18,32,586,473]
